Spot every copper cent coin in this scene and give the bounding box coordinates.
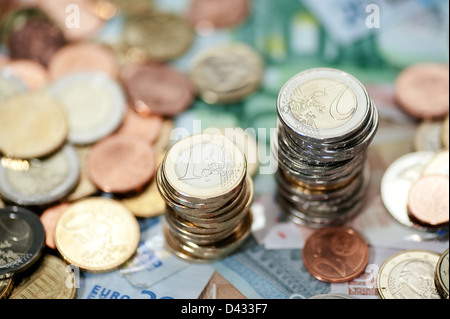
[302,227,369,283]
[40,203,70,250]
[87,133,156,193]
[407,174,449,228]
[186,0,250,34]
[395,63,449,120]
[121,63,194,117]
[115,107,163,144]
[7,17,65,67]
[48,42,119,80]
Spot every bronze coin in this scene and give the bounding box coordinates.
[407,174,449,228]
[7,17,65,67]
[115,107,164,145]
[40,203,70,250]
[395,63,449,120]
[87,133,156,193]
[48,42,119,80]
[186,0,249,34]
[120,63,195,117]
[302,227,369,283]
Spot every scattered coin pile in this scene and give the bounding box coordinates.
[273,68,379,227]
[381,63,449,237]
[157,133,254,262]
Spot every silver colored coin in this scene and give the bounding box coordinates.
[49,71,126,145]
[0,144,80,206]
[277,68,371,143]
[380,151,446,233]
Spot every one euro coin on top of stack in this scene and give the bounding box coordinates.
[274,68,379,227]
[157,133,253,262]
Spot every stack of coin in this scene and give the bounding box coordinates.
[157,133,253,262]
[274,68,379,227]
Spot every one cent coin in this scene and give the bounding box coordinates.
[302,227,369,283]
[407,174,449,228]
[121,63,195,117]
[54,197,140,273]
[395,63,449,120]
[87,133,156,193]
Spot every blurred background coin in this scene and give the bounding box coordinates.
[190,43,264,104]
[0,90,68,159]
[49,71,126,145]
[0,144,80,206]
[395,63,449,120]
[120,62,195,117]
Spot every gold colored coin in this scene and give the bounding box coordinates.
[9,254,77,299]
[124,11,194,62]
[0,91,68,159]
[0,277,13,299]
[54,197,140,273]
[377,250,441,299]
[190,43,264,104]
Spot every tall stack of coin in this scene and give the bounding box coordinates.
[157,133,253,262]
[274,68,379,227]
